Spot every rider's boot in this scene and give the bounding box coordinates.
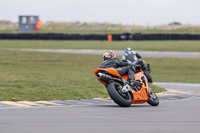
[128,68,143,87]
[128,66,143,87]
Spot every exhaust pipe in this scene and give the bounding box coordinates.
[97,73,121,82]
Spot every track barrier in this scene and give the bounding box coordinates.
[0,33,200,40]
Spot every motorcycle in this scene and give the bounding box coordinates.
[124,59,153,83]
[94,68,159,107]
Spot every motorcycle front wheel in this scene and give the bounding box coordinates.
[107,82,132,107]
[147,89,159,106]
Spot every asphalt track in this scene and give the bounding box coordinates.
[11,48,200,58]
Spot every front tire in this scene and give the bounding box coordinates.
[107,82,132,107]
[147,89,159,106]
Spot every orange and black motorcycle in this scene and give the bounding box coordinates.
[94,68,159,107]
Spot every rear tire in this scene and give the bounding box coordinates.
[107,82,132,107]
[147,89,159,106]
[143,70,153,83]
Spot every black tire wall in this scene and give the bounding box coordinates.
[0,33,200,40]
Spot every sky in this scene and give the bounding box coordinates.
[0,0,200,26]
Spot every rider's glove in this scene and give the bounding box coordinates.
[135,65,142,71]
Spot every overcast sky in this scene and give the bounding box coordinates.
[1,0,200,26]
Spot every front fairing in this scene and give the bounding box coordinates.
[132,70,149,104]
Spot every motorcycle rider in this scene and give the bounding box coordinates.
[122,47,141,64]
[122,47,153,83]
[99,50,142,87]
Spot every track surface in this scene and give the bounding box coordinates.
[0,82,200,133]
[0,98,200,133]
[11,48,200,58]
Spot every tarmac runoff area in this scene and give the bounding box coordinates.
[9,48,200,58]
[0,82,200,109]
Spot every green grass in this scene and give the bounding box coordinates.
[2,29,200,34]
[0,50,106,101]
[0,40,200,52]
[30,28,200,34]
[143,57,200,83]
[0,40,199,101]
[0,49,199,101]
[148,83,165,93]
[1,21,200,34]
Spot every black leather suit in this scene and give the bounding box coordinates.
[99,57,135,81]
[122,50,141,64]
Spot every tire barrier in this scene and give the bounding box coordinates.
[0,33,107,40]
[0,33,200,40]
[132,33,200,40]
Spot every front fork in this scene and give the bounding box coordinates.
[148,87,157,99]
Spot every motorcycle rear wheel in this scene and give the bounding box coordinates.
[107,82,132,107]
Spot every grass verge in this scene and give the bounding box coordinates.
[1,21,200,34]
[148,84,165,93]
[0,50,199,101]
[0,40,200,52]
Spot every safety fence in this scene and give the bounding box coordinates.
[0,33,200,40]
